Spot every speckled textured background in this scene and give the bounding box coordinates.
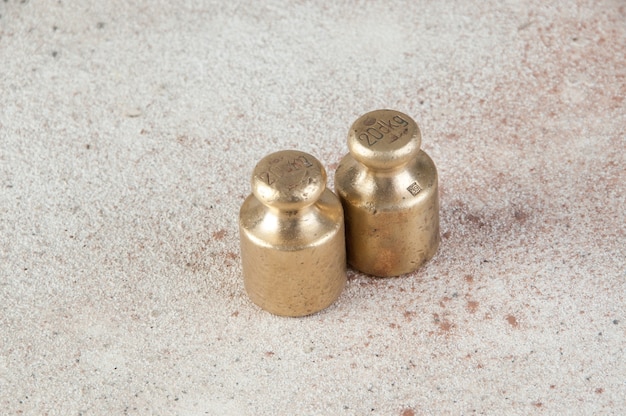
[1,1,625,415]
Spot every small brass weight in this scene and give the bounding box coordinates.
[335,109,440,277]
[239,150,346,316]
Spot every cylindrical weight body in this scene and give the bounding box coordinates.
[239,150,346,316]
[335,109,440,277]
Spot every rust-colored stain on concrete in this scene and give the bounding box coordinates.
[467,300,479,314]
[514,209,529,222]
[403,310,416,321]
[439,320,454,332]
[432,313,455,334]
[506,315,519,328]
[212,229,227,240]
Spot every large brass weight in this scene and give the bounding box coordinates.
[335,109,440,277]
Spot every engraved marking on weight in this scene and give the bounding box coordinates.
[259,156,314,187]
[358,132,377,147]
[407,181,422,196]
[258,172,276,185]
[357,115,410,147]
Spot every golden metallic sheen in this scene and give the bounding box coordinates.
[335,109,440,277]
[239,150,346,316]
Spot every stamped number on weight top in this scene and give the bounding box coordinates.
[257,155,314,187]
[357,115,409,147]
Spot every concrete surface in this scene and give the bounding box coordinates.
[1,0,625,414]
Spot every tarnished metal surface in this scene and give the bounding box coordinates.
[239,150,346,316]
[335,110,440,276]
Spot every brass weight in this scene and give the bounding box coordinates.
[239,150,346,316]
[335,109,440,277]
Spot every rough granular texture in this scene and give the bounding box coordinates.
[1,1,624,414]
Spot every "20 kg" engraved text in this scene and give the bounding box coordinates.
[357,115,409,147]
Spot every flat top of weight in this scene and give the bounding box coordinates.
[347,109,422,170]
[251,150,326,209]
